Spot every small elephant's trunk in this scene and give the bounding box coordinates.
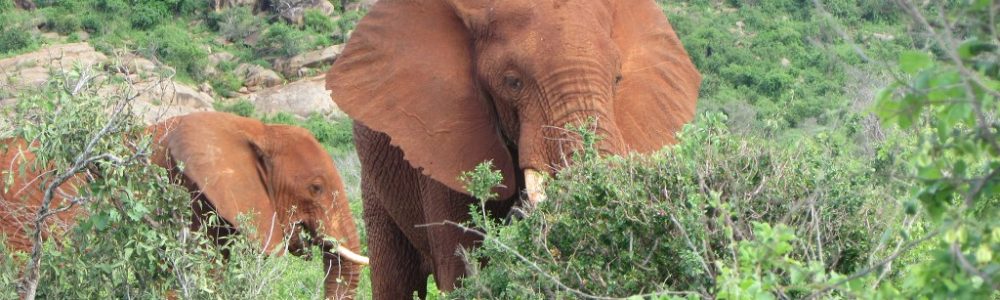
[320,239,366,299]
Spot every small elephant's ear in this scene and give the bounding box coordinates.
[151,112,284,253]
[326,0,516,199]
[611,0,701,152]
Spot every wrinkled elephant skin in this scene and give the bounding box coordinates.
[1,112,366,299]
[326,0,701,298]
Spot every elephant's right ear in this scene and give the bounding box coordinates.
[326,0,517,200]
[150,112,284,253]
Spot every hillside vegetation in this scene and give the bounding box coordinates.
[1,0,998,299]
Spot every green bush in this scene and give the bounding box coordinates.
[0,0,14,12]
[164,0,204,16]
[215,6,263,43]
[665,0,909,135]
[452,114,903,298]
[872,1,1000,297]
[214,99,256,118]
[304,9,336,33]
[0,67,199,298]
[333,9,365,43]
[80,14,104,33]
[0,12,38,55]
[141,24,208,81]
[0,29,33,54]
[258,112,356,154]
[130,1,168,29]
[96,0,128,14]
[0,65,339,298]
[44,11,82,35]
[301,114,355,154]
[210,72,245,96]
[256,22,308,58]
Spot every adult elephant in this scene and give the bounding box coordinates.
[1,112,368,299]
[326,0,700,298]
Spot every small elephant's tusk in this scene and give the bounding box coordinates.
[524,169,547,206]
[335,245,370,265]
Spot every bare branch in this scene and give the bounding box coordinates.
[17,71,139,300]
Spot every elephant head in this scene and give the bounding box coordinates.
[148,112,366,299]
[327,0,700,203]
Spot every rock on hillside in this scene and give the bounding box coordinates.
[210,0,257,11]
[235,63,283,90]
[0,43,214,124]
[244,74,341,118]
[345,0,378,11]
[271,0,336,24]
[274,44,344,78]
[0,43,107,89]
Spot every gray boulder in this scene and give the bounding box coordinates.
[274,44,343,78]
[244,74,341,118]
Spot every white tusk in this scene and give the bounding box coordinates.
[336,245,370,265]
[524,169,547,206]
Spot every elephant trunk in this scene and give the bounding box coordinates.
[519,65,625,205]
[317,204,365,299]
[321,241,364,300]
[519,106,624,167]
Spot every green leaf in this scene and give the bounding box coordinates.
[93,212,109,230]
[957,38,997,60]
[900,51,933,75]
[875,84,900,120]
[944,102,972,126]
[918,165,943,180]
[971,0,991,10]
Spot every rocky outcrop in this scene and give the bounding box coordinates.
[236,63,283,90]
[244,74,341,118]
[118,80,215,124]
[265,0,336,25]
[0,43,215,125]
[0,43,107,89]
[345,0,377,11]
[210,0,257,11]
[274,44,343,78]
[203,52,237,77]
[14,0,36,10]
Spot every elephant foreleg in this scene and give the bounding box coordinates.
[363,195,428,299]
[419,179,483,291]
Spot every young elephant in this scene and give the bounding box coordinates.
[0,138,86,253]
[1,112,367,299]
[148,112,367,299]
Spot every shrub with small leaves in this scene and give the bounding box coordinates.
[256,22,308,58]
[214,99,256,118]
[452,113,902,298]
[873,0,1000,296]
[215,6,263,43]
[0,12,38,55]
[303,9,336,33]
[141,24,208,81]
[130,1,168,29]
[42,8,82,35]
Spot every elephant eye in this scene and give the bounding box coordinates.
[308,183,323,196]
[614,74,623,85]
[504,75,523,91]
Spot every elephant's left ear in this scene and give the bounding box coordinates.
[150,112,284,254]
[611,0,701,152]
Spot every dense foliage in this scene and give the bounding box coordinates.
[0,66,344,299]
[2,0,999,299]
[450,1,1000,298]
[0,0,366,83]
[453,114,909,298]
